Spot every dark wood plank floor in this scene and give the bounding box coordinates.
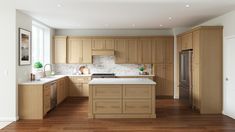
[2,98,235,132]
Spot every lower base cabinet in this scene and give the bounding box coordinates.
[69,76,91,97]
[89,84,156,118]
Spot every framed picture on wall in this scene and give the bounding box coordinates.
[19,28,31,65]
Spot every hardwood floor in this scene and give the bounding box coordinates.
[2,98,235,132]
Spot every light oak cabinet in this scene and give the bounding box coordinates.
[115,39,128,63]
[92,38,115,50]
[89,84,156,118]
[177,26,223,114]
[153,37,174,97]
[53,36,67,64]
[67,37,92,64]
[43,83,51,115]
[69,76,91,97]
[181,32,193,50]
[139,38,152,64]
[57,77,68,105]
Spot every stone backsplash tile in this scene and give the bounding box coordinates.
[53,56,152,75]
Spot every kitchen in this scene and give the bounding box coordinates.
[1,0,235,131]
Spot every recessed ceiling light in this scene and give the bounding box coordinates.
[169,17,172,20]
[160,24,163,27]
[57,4,62,8]
[185,4,190,8]
[132,24,136,27]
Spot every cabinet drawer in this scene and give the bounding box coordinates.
[123,100,152,114]
[92,85,122,99]
[123,85,152,99]
[69,77,84,83]
[93,100,122,114]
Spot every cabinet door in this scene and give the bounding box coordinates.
[165,38,174,64]
[82,84,89,97]
[115,39,128,64]
[177,36,182,52]
[165,64,174,96]
[43,84,51,114]
[69,83,83,97]
[93,100,122,114]
[192,63,200,109]
[82,39,92,64]
[123,100,152,114]
[140,39,152,64]
[127,39,138,64]
[193,30,200,64]
[92,39,105,50]
[67,38,83,63]
[53,36,67,64]
[154,64,165,96]
[182,33,193,50]
[155,38,166,64]
[105,39,115,50]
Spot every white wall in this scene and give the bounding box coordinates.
[197,10,235,118]
[16,11,33,83]
[0,0,17,121]
[55,29,173,36]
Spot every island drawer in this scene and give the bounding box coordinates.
[123,100,152,114]
[93,100,122,114]
[123,85,152,99]
[92,85,122,99]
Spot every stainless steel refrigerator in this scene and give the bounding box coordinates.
[179,50,193,105]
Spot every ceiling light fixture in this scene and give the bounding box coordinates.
[57,4,62,8]
[169,17,172,20]
[132,24,136,27]
[160,24,163,27]
[185,4,190,8]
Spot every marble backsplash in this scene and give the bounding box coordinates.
[53,56,152,75]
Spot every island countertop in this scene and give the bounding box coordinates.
[89,78,156,85]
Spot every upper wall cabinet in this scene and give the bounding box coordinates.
[53,36,67,64]
[115,39,128,64]
[181,32,193,50]
[92,38,115,50]
[152,38,166,64]
[127,39,139,64]
[139,38,152,64]
[67,37,92,64]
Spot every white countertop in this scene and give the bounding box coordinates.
[89,78,156,85]
[18,75,67,85]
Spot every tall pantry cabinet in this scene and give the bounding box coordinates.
[177,26,223,114]
[152,37,174,97]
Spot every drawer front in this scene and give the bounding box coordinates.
[69,77,84,84]
[92,85,122,99]
[93,100,122,114]
[123,85,152,99]
[123,100,152,114]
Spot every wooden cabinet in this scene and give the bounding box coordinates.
[127,39,138,63]
[67,37,92,64]
[115,39,128,63]
[92,38,115,50]
[69,76,91,97]
[89,84,156,118]
[57,77,68,105]
[177,26,223,114]
[53,36,67,64]
[43,84,51,115]
[182,32,193,50]
[153,37,174,97]
[139,38,152,64]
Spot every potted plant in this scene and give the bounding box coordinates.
[138,67,145,75]
[33,61,44,80]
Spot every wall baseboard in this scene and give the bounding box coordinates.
[0,116,19,121]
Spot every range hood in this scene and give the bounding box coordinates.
[92,50,115,56]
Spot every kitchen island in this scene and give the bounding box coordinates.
[88,78,156,118]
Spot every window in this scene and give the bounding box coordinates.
[32,21,50,67]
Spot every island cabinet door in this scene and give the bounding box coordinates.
[123,100,152,114]
[92,85,122,99]
[93,100,122,114]
[123,85,152,99]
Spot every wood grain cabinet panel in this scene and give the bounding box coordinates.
[123,85,152,99]
[123,100,152,114]
[82,39,92,64]
[127,39,138,63]
[105,39,115,49]
[139,39,152,64]
[69,76,91,97]
[53,36,67,64]
[92,85,122,99]
[92,39,105,50]
[182,33,193,50]
[153,38,166,64]
[115,39,128,64]
[93,100,122,114]
[67,38,83,63]
[165,38,174,64]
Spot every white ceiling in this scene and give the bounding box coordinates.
[16,0,235,29]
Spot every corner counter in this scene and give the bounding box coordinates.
[88,78,156,119]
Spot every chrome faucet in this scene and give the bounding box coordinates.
[44,64,53,77]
